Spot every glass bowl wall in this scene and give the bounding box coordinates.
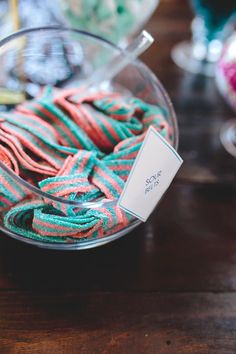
[0,27,178,250]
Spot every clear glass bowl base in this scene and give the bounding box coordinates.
[220,120,236,158]
[171,41,218,77]
[0,218,141,250]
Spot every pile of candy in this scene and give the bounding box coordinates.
[59,0,158,43]
[0,86,173,243]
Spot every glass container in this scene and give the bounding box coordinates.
[0,27,178,249]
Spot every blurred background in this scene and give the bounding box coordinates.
[0,0,234,214]
[0,2,235,352]
[0,0,234,238]
[0,0,234,240]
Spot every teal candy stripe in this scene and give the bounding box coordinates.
[93,96,134,121]
[103,140,142,161]
[39,178,92,196]
[124,117,143,133]
[23,103,75,148]
[2,112,57,139]
[93,170,120,198]
[92,159,124,198]
[41,85,53,99]
[41,99,99,151]
[113,135,142,152]
[4,202,73,243]
[84,106,120,145]
[69,150,97,175]
[112,170,130,178]
[105,159,134,167]
[39,173,88,187]
[104,115,139,140]
[0,200,7,208]
[95,208,113,232]
[33,213,99,233]
[0,173,26,202]
[4,173,26,198]
[86,105,143,145]
[19,103,80,154]
[105,159,133,178]
[73,188,102,203]
[2,122,66,166]
[1,85,173,242]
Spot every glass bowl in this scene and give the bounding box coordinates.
[0,27,178,250]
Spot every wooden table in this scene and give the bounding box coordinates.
[1,1,236,353]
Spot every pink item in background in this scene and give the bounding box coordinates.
[216,32,236,112]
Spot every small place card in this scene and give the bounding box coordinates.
[118,126,183,221]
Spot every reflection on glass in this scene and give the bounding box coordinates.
[0,0,84,101]
[220,120,236,158]
[171,0,236,76]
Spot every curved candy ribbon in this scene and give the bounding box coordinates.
[0,86,173,242]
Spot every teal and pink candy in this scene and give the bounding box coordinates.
[0,86,173,243]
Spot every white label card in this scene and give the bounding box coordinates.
[118,126,183,222]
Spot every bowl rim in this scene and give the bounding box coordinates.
[0,218,142,250]
[0,25,179,209]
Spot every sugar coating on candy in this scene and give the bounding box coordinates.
[0,86,173,243]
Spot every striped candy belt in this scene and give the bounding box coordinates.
[0,86,173,243]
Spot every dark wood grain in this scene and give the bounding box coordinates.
[0,183,235,293]
[1,291,236,354]
[0,0,236,353]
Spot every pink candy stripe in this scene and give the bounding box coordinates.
[143,114,163,124]
[114,133,144,153]
[84,92,119,103]
[66,150,91,176]
[99,207,113,229]
[0,145,19,174]
[2,124,62,170]
[123,151,138,160]
[56,97,87,130]
[55,87,84,102]
[33,103,81,148]
[14,112,58,140]
[94,166,123,195]
[75,151,91,175]
[44,185,92,197]
[91,176,113,199]
[33,218,101,238]
[116,206,128,225]
[42,176,87,188]
[0,177,23,199]
[57,156,73,176]
[0,132,57,175]
[33,219,77,236]
[96,113,121,142]
[0,195,14,206]
[79,105,113,149]
[109,163,132,171]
